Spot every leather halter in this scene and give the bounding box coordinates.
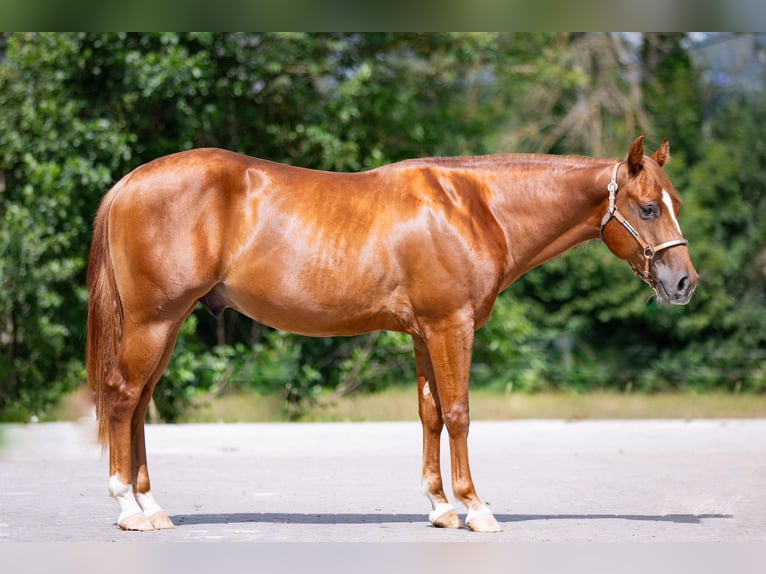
[599,162,688,289]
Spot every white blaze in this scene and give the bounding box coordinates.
[662,190,683,235]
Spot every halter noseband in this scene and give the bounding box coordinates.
[599,162,688,289]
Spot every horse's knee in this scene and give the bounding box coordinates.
[442,403,469,436]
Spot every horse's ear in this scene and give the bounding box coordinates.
[626,135,644,177]
[652,138,670,167]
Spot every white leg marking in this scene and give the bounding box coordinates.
[429,502,456,523]
[662,190,683,235]
[422,380,431,397]
[421,480,455,521]
[466,504,494,524]
[135,490,164,518]
[108,475,144,524]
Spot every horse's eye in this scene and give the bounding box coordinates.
[640,203,658,219]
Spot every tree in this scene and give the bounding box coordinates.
[669,93,766,392]
[0,33,561,418]
[2,33,763,421]
[0,34,132,417]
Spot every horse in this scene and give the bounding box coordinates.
[86,136,697,532]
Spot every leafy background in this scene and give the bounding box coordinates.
[1,33,764,421]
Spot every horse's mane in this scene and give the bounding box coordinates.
[392,153,612,171]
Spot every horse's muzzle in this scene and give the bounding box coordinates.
[655,266,697,305]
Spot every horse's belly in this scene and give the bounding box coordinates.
[214,279,403,337]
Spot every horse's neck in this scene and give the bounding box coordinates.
[489,159,614,287]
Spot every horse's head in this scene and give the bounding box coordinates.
[600,136,697,304]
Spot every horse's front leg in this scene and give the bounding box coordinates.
[414,337,462,529]
[425,322,502,533]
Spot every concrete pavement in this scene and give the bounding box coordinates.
[1,419,764,542]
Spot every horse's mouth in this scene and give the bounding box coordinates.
[655,278,696,305]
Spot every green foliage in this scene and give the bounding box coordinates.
[1,33,764,421]
[0,33,132,415]
[472,292,548,392]
[668,93,766,392]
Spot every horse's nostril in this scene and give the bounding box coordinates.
[677,275,688,294]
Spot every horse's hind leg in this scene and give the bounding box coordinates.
[129,311,193,530]
[132,308,197,527]
[107,316,182,531]
[414,337,462,529]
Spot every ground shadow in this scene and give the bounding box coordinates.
[171,512,732,526]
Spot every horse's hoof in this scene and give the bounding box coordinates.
[429,503,463,529]
[148,511,175,530]
[430,510,463,529]
[119,512,155,531]
[465,505,502,533]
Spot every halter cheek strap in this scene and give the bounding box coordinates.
[600,162,688,288]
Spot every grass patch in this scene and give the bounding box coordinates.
[34,385,766,423]
[178,392,287,423]
[184,387,766,422]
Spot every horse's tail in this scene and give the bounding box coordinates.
[86,180,125,448]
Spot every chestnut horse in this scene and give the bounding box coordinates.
[87,136,696,532]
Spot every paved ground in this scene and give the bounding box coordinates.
[1,419,765,542]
